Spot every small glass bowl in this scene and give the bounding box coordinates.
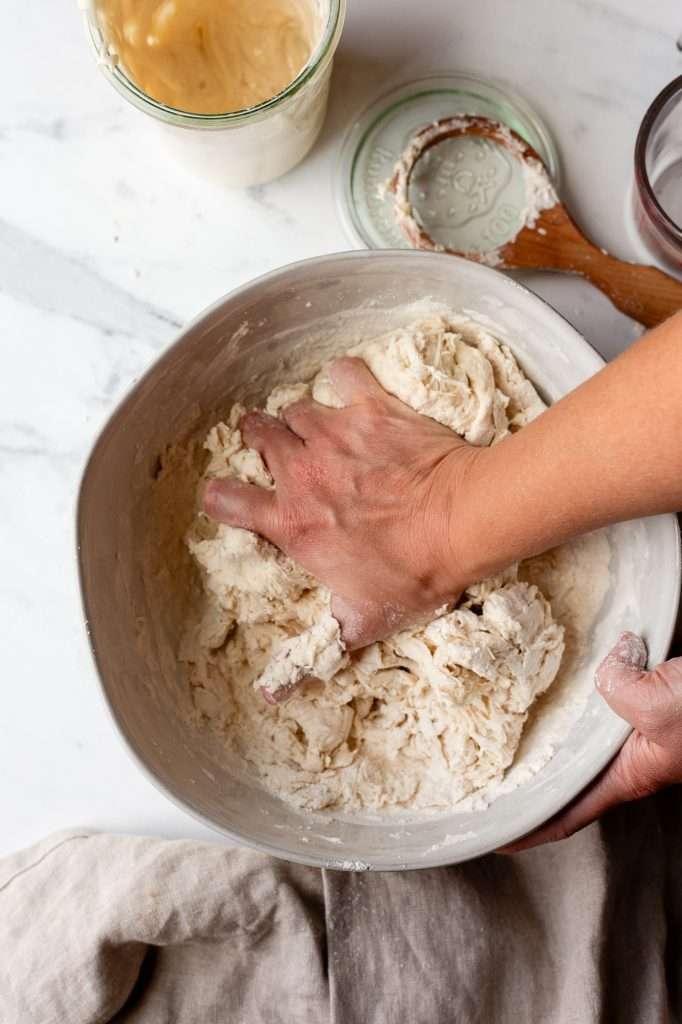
[633,75,682,271]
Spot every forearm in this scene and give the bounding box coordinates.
[460,312,682,579]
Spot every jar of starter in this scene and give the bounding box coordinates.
[82,0,346,188]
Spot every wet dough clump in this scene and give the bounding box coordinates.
[177,314,584,812]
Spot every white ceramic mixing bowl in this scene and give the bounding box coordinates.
[77,251,680,870]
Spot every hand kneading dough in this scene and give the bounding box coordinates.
[175,314,597,813]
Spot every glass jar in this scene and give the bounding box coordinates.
[82,0,346,187]
[632,75,682,271]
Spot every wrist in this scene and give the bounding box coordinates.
[406,441,484,609]
[447,429,576,587]
[442,443,501,589]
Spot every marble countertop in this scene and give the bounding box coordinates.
[2,0,681,858]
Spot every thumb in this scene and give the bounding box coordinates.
[596,631,682,747]
[498,633,682,853]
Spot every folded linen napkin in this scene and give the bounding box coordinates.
[1,795,680,1024]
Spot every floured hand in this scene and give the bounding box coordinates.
[203,357,480,652]
[500,633,682,852]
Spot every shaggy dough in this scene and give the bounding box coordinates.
[177,314,596,813]
[190,314,548,701]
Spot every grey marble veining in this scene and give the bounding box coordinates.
[1,219,181,342]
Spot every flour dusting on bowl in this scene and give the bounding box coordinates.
[152,307,611,816]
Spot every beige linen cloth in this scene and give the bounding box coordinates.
[2,792,681,1024]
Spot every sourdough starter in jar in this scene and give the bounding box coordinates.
[85,0,345,186]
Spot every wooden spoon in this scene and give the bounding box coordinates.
[387,115,682,328]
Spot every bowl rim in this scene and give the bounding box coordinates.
[76,249,682,871]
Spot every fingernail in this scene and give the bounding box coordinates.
[596,631,648,693]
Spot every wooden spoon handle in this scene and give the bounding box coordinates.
[574,248,682,328]
[536,208,682,328]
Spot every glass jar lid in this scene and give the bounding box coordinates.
[336,74,560,254]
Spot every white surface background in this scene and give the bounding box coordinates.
[1,1,681,858]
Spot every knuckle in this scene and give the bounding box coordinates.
[287,452,325,489]
[276,494,335,551]
[650,664,679,707]
[362,396,386,420]
[631,706,665,738]
[288,398,311,416]
[632,666,679,738]
[283,400,305,425]
[286,452,306,481]
[277,508,303,546]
